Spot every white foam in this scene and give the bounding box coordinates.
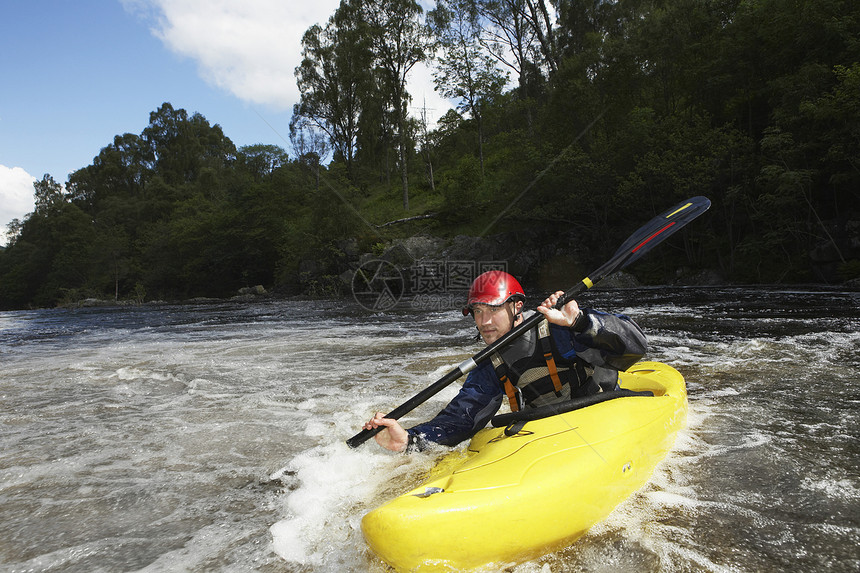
[801,477,860,500]
[699,387,741,398]
[269,440,434,568]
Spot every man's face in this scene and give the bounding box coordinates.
[471,301,522,344]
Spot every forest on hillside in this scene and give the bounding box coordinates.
[1,0,859,310]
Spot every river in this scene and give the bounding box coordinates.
[1,287,858,572]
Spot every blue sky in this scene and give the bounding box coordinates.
[0,0,449,244]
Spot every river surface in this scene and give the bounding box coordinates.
[1,287,858,573]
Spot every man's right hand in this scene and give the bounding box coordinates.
[362,412,409,452]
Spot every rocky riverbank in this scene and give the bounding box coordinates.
[297,230,729,302]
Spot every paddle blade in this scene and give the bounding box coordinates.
[561,196,710,304]
[614,196,711,267]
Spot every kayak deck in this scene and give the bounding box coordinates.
[362,361,688,572]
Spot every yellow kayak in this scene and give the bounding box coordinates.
[361,361,688,572]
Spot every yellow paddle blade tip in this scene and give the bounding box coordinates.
[666,202,693,218]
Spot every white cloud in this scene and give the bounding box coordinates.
[127,0,341,110]
[125,0,453,123]
[0,165,36,246]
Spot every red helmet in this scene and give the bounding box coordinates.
[462,271,525,315]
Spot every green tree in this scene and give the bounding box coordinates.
[289,113,329,191]
[0,175,100,307]
[237,144,289,182]
[523,0,559,76]
[33,174,65,213]
[477,0,539,91]
[143,103,236,186]
[4,218,23,247]
[803,64,860,211]
[430,0,509,178]
[361,0,431,210]
[294,1,372,178]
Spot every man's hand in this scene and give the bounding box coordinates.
[362,412,409,452]
[536,290,582,328]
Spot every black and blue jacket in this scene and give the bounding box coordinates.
[406,308,647,448]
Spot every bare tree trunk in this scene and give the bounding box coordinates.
[400,125,409,210]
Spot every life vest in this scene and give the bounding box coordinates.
[490,318,599,412]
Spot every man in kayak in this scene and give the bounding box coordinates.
[362,270,647,452]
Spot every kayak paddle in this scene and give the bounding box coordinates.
[346,195,711,448]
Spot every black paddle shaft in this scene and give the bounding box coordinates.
[346,196,711,448]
